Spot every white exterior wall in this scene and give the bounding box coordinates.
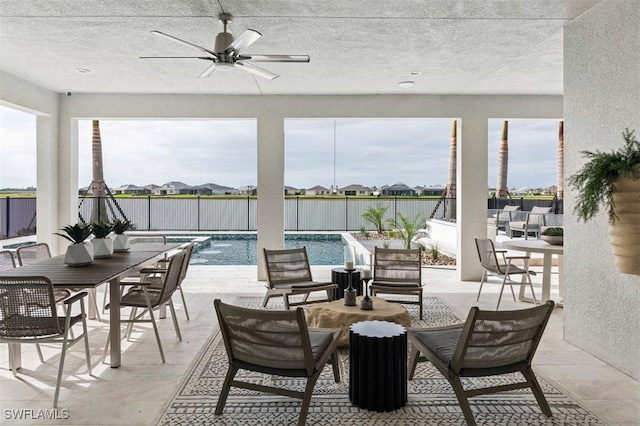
[564,0,640,379]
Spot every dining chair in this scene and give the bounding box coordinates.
[370,247,424,319]
[16,243,98,316]
[263,247,337,309]
[474,237,538,310]
[214,299,341,426]
[408,301,555,426]
[0,276,92,408]
[103,249,186,363]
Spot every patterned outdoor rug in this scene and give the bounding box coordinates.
[156,297,604,425]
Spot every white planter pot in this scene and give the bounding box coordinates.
[113,234,131,252]
[92,237,114,258]
[64,242,94,266]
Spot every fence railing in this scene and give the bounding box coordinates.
[0,196,563,240]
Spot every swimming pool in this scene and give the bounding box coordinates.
[170,234,347,266]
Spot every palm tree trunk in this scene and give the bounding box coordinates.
[444,120,457,219]
[557,120,564,200]
[91,120,108,224]
[496,120,509,199]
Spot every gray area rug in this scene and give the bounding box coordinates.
[156,297,604,425]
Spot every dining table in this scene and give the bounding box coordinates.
[500,239,563,306]
[0,243,181,368]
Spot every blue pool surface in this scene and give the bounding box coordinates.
[169,234,346,266]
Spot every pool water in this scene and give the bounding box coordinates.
[172,234,346,266]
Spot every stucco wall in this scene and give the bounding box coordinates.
[564,0,640,379]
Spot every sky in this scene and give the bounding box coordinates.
[0,104,561,190]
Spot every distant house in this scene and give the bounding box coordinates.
[112,184,149,195]
[339,184,372,196]
[306,185,330,196]
[419,184,446,196]
[153,181,196,195]
[238,185,256,195]
[144,184,160,193]
[382,182,415,196]
[196,183,239,195]
[285,186,302,196]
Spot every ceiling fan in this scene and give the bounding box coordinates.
[141,13,310,80]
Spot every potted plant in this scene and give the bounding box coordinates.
[55,222,94,266]
[568,128,640,275]
[112,219,133,252]
[541,227,563,245]
[91,221,115,258]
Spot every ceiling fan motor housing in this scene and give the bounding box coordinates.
[214,31,234,53]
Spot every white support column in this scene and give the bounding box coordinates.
[54,116,79,255]
[457,116,488,281]
[256,117,285,280]
[35,115,60,253]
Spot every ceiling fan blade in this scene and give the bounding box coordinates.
[199,63,217,78]
[237,54,310,63]
[140,56,212,59]
[151,30,218,57]
[234,61,279,80]
[226,29,261,53]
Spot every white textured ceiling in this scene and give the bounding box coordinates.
[0,0,599,95]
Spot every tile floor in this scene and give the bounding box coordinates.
[0,263,638,425]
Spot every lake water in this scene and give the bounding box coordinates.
[169,233,346,265]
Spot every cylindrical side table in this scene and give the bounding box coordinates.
[349,320,407,412]
[331,267,363,299]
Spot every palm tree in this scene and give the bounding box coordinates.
[90,120,108,224]
[496,120,510,199]
[387,212,425,249]
[444,120,457,218]
[362,204,388,234]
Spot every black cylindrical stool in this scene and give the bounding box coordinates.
[349,320,407,411]
[331,267,363,299]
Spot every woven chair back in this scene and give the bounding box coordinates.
[178,243,194,284]
[263,247,313,287]
[373,248,422,284]
[452,301,554,373]
[157,249,186,305]
[0,276,60,338]
[215,299,313,374]
[17,243,51,266]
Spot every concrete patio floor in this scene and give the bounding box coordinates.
[0,263,638,425]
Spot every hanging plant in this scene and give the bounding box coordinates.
[569,128,640,223]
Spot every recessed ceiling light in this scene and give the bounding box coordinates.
[398,81,415,88]
[75,68,91,73]
[409,70,422,76]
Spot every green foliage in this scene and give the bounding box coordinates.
[111,219,133,234]
[542,227,563,236]
[362,204,389,234]
[358,226,370,238]
[386,212,424,250]
[91,221,114,238]
[569,128,640,223]
[55,223,93,244]
[428,242,440,260]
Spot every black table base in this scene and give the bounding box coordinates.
[331,267,364,299]
[349,320,407,412]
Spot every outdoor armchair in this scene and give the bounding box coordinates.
[214,299,341,426]
[474,237,538,310]
[263,247,337,309]
[487,204,520,235]
[0,276,92,408]
[370,247,424,319]
[408,301,555,426]
[508,206,553,239]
